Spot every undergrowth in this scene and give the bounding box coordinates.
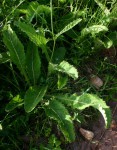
[0,0,117,149]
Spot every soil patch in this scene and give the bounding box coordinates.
[67,102,117,150]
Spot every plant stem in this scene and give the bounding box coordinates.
[50,0,56,62]
[50,0,54,36]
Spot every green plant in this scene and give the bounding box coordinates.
[1,0,116,144]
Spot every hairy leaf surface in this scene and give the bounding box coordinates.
[73,93,111,128]
[15,21,47,49]
[55,18,82,39]
[15,21,49,61]
[54,93,111,128]
[81,25,108,36]
[3,25,25,73]
[45,100,75,142]
[49,61,78,80]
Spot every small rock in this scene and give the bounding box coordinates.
[90,75,103,89]
[79,128,94,141]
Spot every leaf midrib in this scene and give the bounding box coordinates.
[8,32,24,73]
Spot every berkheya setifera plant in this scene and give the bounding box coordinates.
[2,1,112,142]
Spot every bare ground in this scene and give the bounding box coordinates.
[67,102,117,150]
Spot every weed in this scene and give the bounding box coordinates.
[0,0,117,149]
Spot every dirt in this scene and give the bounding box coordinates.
[66,47,117,150]
[67,102,117,150]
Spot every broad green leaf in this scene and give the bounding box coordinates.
[81,25,108,36]
[15,21,47,48]
[26,42,41,85]
[55,18,82,39]
[45,100,75,142]
[52,47,66,64]
[5,95,23,112]
[54,93,111,128]
[49,61,78,80]
[3,25,25,73]
[57,73,68,89]
[0,52,10,64]
[26,1,51,23]
[74,94,111,128]
[54,93,78,107]
[15,21,49,61]
[24,86,47,112]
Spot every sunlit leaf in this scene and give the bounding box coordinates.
[81,25,108,36]
[45,99,75,142]
[15,21,49,61]
[55,18,82,39]
[54,93,111,128]
[15,21,47,48]
[58,73,68,89]
[3,25,26,73]
[49,61,78,80]
[24,86,47,112]
[5,95,23,112]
